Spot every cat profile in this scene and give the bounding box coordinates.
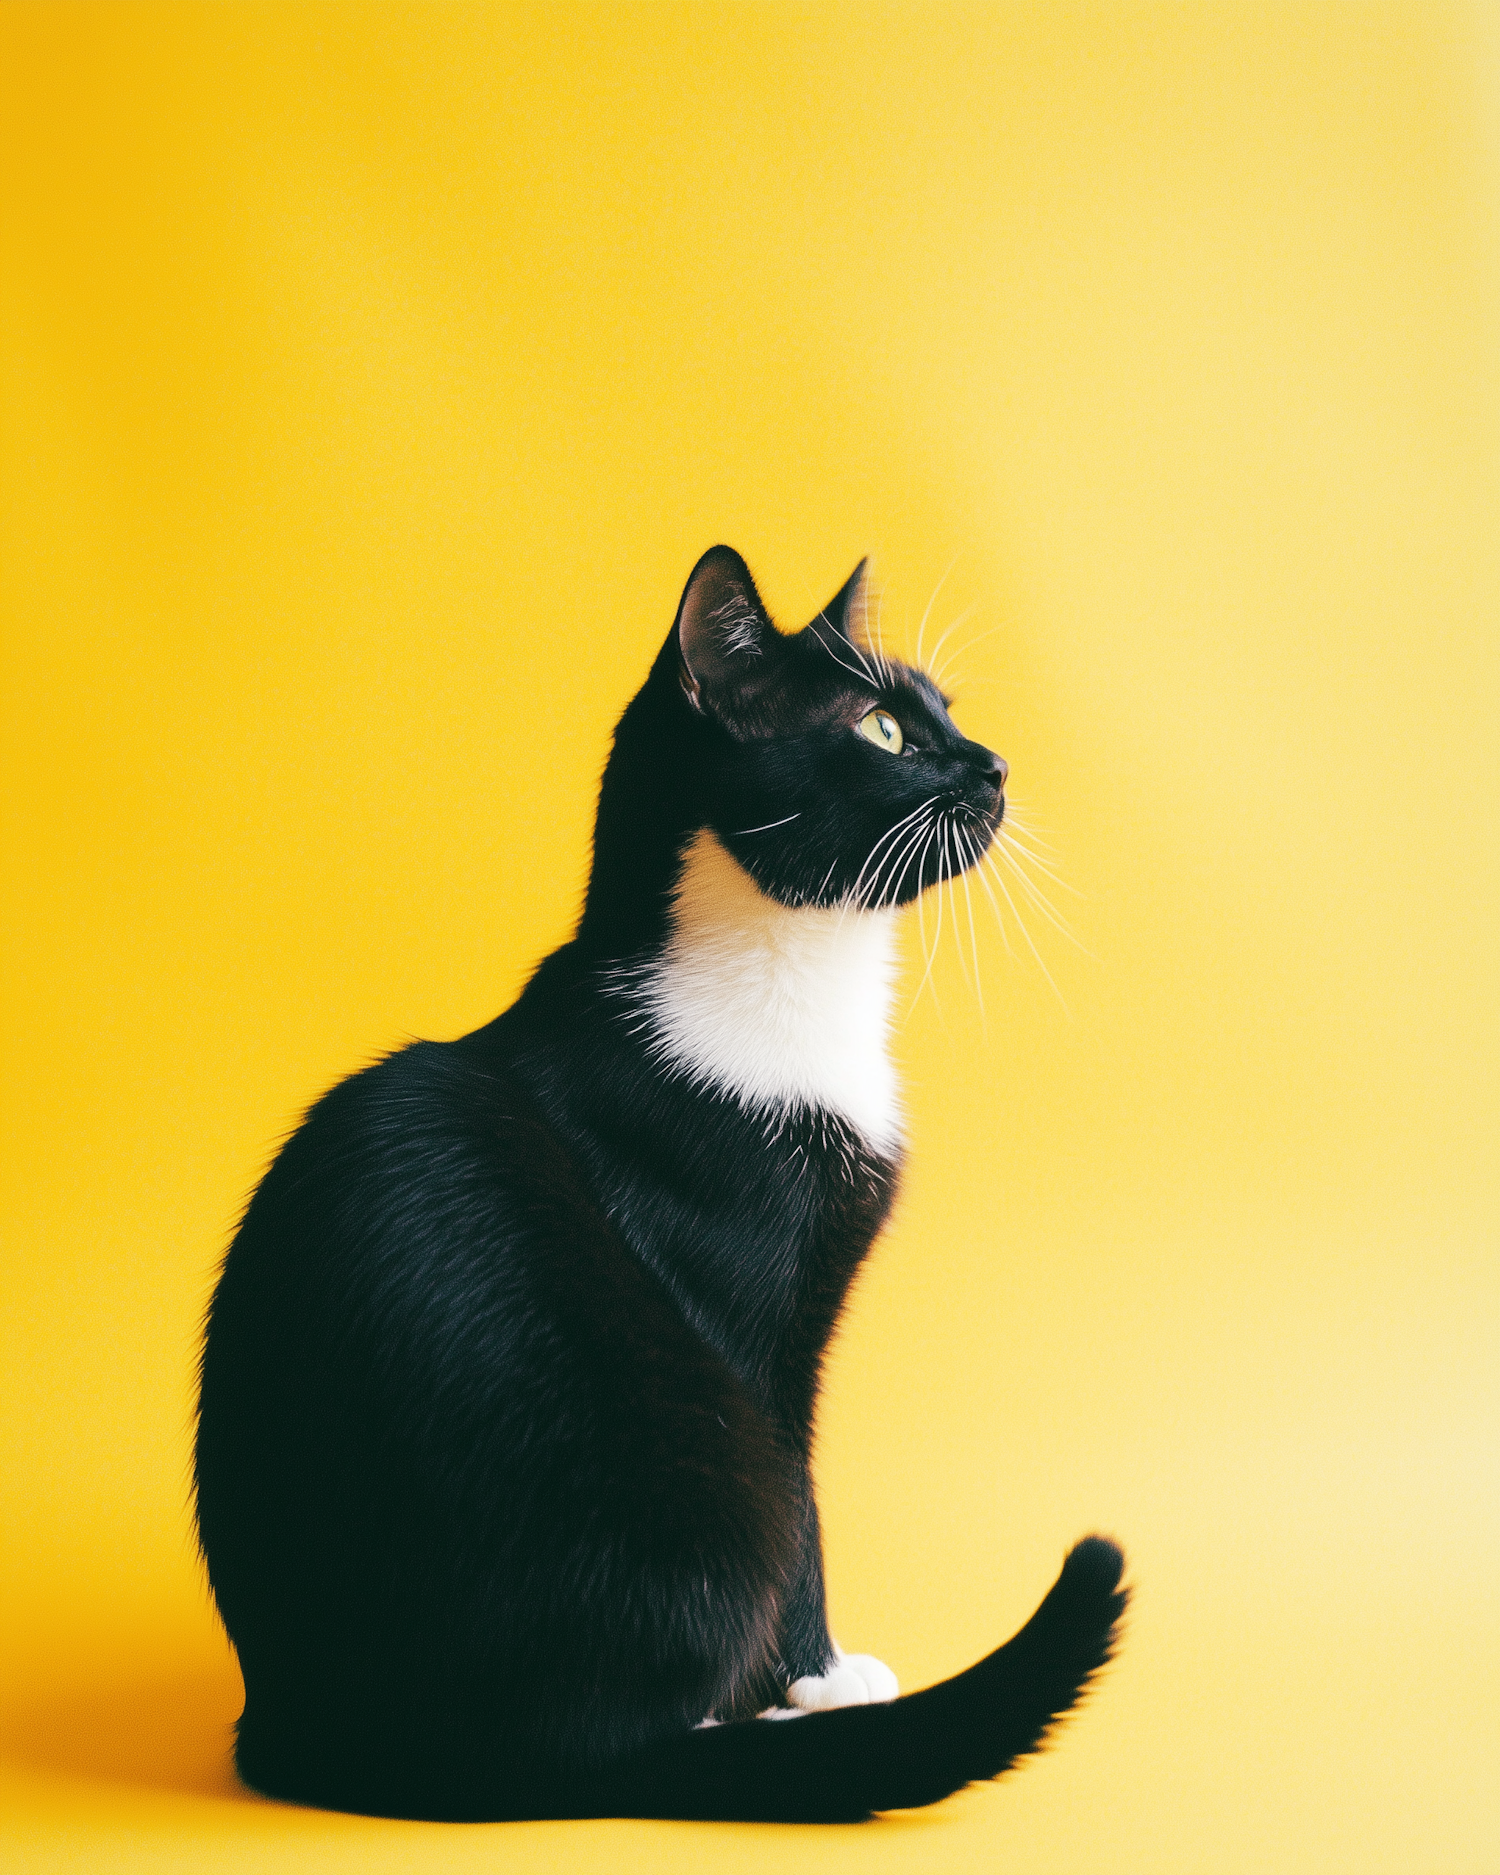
[194,545,1126,1822]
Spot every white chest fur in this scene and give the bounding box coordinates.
[622,829,903,1155]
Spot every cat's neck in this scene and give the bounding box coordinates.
[623,828,903,1155]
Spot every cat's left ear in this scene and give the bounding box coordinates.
[676,546,783,717]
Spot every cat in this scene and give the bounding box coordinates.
[194,545,1126,1823]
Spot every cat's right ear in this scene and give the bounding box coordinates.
[675,546,781,717]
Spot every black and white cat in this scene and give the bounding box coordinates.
[194,546,1126,1823]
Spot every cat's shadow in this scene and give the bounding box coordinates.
[6,1664,252,1800]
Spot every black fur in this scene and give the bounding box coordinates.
[194,546,1126,1821]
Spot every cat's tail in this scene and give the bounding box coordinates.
[594,1534,1128,1823]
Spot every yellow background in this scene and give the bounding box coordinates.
[4,5,1497,1869]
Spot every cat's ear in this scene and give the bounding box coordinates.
[801,558,878,670]
[676,546,782,715]
[818,558,871,646]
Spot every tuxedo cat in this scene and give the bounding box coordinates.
[194,546,1125,1822]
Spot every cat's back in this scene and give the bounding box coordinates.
[202,1030,586,1383]
[194,1020,794,1727]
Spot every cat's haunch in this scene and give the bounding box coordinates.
[194,546,1125,1822]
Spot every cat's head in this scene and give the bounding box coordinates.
[667,545,1006,910]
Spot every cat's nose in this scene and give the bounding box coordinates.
[962,742,1007,789]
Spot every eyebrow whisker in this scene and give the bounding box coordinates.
[807,621,880,692]
[931,618,1006,689]
[922,606,977,686]
[915,558,957,672]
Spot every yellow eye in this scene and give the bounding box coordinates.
[858,709,904,755]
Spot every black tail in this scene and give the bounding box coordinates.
[594,1535,1128,1823]
[234,1538,1126,1822]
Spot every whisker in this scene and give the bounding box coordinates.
[858,821,926,919]
[983,853,1070,1013]
[997,827,1084,897]
[955,823,986,1026]
[848,802,929,902]
[810,856,841,906]
[922,606,977,685]
[865,583,899,689]
[997,805,1058,845]
[915,558,957,672]
[842,797,939,917]
[872,811,937,912]
[871,803,940,908]
[931,618,1006,689]
[910,824,943,1014]
[806,621,879,693]
[846,580,882,686]
[998,823,1063,866]
[993,845,1092,953]
[950,804,1012,963]
[730,812,802,837]
[942,819,972,994]
[964,828,1015,957]
[998,805,1060,855]
[911,824,949,1014]
[851,570,885,690]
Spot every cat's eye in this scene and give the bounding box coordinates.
[858,709,904,755]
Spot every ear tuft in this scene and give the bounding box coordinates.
[676,546,780,710]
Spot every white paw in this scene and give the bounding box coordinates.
[834,1646,899,1704]
[784,1644,899,1712]
[786,1662,871,1710]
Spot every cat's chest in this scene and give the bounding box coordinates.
[623,828,903,1156]
[597,1090,900,1409]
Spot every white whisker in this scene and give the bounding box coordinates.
[999,805,1060,855]
[870,808,938,911]
[915,558,957,672]
[965,828,1015,958]
[998,827,1084,897]
[807,621,879,693]
[955,823,986,1027]
[931,619,1005,689]
[942,819,972,994]
[730,813,802,837]
[873,584,889,669]
[866,813,937,915]
[983,853,1070,1013]
[841,797,939,918]
[911,825,948,1014]
[922,607,976,687]
[910,825,941,1013]
[993,845,1092,953]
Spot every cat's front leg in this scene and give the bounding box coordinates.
[769,1485,899,1714]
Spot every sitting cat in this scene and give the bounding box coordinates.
[194,545,1126,1822]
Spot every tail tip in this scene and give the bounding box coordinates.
[1061,1533,1127,1597]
